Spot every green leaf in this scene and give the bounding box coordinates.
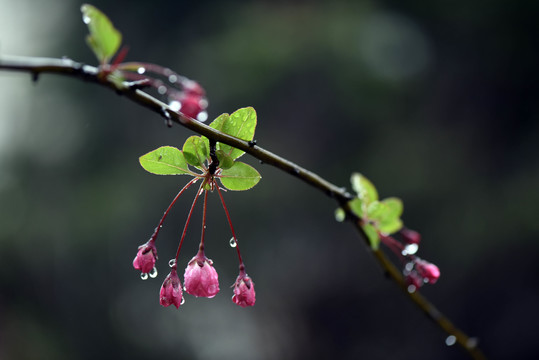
[139,146,191,175]
[377,218,403,235]
[201,112,229,159]
[81,4,122,63]
[381,197,403,220]
[351,173,378,204]
[182,136,209,167]
[334,208,346,222]
[220,161,261,191]
[215,149,235,170]
[367,200,385,219]
[362,223,380,250]
[348,198,364,218]
[219,107,257,160]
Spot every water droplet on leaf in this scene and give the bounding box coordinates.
[149,267,158,278]
[229,237,237,248]
[140,273,148,280]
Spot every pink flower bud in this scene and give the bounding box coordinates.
[232,273,256,308]
[183,80,205,97]
[401,228,421,244]
[416,260,440,284]
[184,253,220,298]
[160,268,183,309]
[179,94,205,119]
[133,240,157,274]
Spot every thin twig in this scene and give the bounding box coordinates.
[0,54,486,359]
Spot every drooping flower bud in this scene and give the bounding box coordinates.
[400,228,421,244]
[415,260,440,284]
[160,267,183,309]
[133,240,157,274]
[232,273,256,308]
[184,252,220,298]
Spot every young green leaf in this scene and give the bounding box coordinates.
[219,107,257,160]
[81,4,122,63]
[219,161,261,191]
[351,173,378,205]
[182,136,209,168]
[139,146,191,175]
[215,149,235,170]
[368,197,403,235]
[377,218,403,235]
[348,198,364,218]
[362,223,380,250]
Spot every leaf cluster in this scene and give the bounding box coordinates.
[139,108,261,191]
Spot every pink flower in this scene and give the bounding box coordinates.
[133,240,157,274]
[179,94,205,119]
[160,267,183,309]
[416,260,440,284]
[184,252,220,298]
[232,273,256,308]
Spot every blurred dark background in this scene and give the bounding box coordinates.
[1,0,538,359]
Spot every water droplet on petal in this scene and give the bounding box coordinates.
[183,286,187,291]
[137,67,146,75]
[169,259,176,268]
[149,267,158,278]
[445,335,457,346]
[140,272,148,280]
[229,237,237,248]
[180,297,185,305]
[168,74,178,83]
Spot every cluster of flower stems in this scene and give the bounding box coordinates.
[133,173,255,309]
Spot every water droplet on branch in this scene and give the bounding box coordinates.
[137,67,146,75]
[229,237,237,248]
[445,335,457,346]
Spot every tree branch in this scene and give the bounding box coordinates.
[0,54,486,359]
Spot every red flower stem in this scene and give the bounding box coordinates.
[149,177,198,243]
[215,180,244,269]
[380,234,406,261]
[199,188,209,250]
[174,181,205,262]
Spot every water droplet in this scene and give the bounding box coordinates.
[169,100,181,112]
[407,284,416,293]
[137,67,146,75]
[82,15,91,24]
[168,74,178,83]
[196,111,208,122]
[445,335,457,346]
[169,259,176,268]
[183,286,187,291]
[158,85,167,95]
[404,243,419,255]
[229,237,237,248]
[180,297,185,305]
[405,262,414,272]
[149,267,158,278]
[140,272,148,280]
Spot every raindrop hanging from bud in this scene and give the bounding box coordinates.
[149,267,158,278]
[140,273,149,280]
[229,237,237,248]
[180,297,186,305]
[169,259,176,268]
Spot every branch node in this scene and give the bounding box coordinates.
[31,72,39,83]
[248,140,257,147]
[126,79,152,91]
